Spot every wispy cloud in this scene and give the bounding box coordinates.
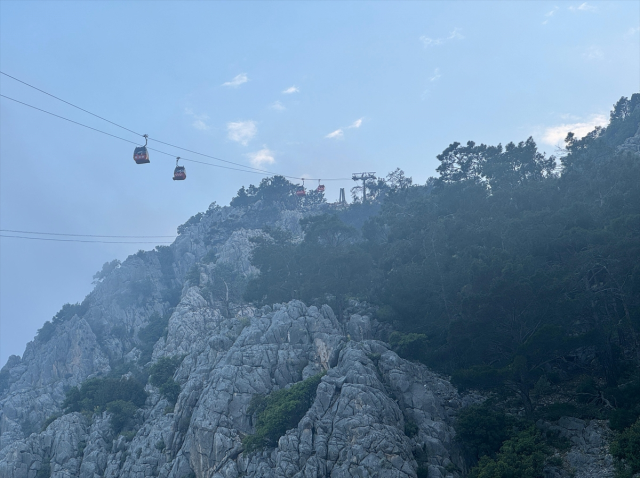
[429,68,441,82]
[326,117,364,139]
[420,28,464,48]
[569,2,597,12]
[627,26,640,36]
[185,108,211,131]
[583,45,603,60]
[222,73,249,88]
[247,146,275,167]
[348,118,363,129]
[282,86,299,94]
[542,6,559,25]
[540,114,608,147]
[325,129,344,139]
[270,101,286,111]
[227,120,257,145]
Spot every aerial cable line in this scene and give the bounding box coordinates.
[0,71,141,137]
[0,229,176,238]
[0,234,173,244]
[0,94,284,176]
[0,71,352,181]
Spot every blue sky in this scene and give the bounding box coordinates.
[1,1,638,365]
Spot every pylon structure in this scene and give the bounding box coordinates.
[352,172,377,202]
[338,188,346,205]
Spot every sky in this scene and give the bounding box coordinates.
[1,1,638,366]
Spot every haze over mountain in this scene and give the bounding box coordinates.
[2,1,639,365]
[0,93,639,478]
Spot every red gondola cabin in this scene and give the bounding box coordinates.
[173,157,186,180]
[173,166,186,180]
[296,185,306,197]
[133,135,150,164]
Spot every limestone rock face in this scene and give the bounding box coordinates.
[0,200,467,478]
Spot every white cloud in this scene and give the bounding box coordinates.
[325,129,344,139]
[542,6,559,24]
[192,120,209,131]
[271,101,286,111]
[227,120,257,145]
[429,67,441,82]
[185,108,210,131]
[540,114,608,147]
[282,86,299,94]
[583,45,603,60]
[627,26,640,36]
[222,73,249,87]
[420,28,464,48]
[348,118,363,129]
[248,146,275,167]
[569,2,597,12]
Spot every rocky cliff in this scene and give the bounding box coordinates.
[0,199,619,478]
[0,201,474,478]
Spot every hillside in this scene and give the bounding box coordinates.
[0,94,639,478]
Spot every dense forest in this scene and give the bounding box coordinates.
[234,94,640,476]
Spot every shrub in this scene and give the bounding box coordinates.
[36,321,56,343]
[52,301,89,324]
[455,403,518,463]
[138,313,170,365]
[610,417,640,478]
[63,377,147,413]
[177,212,203,235]
[106,400,138,434]
[149,356,182,405]
[405,419,419,438]
[389,332,429,363]
[243,373,323,452]
[41,413,61,431]
[62,376,147,435]
[469,426,548,478]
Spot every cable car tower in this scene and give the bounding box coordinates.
[352,172,376,202]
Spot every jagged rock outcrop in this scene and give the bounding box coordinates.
[1,200,472,477]
[5,197,614,478]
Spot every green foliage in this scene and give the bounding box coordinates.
[117,278,154,308]
[52,301,89,324]
[177,212,203,235]
[611,417,640,478]
[62,377,147,434]
[243,373,323,452]
[201,262,248,314]
[389,332,429,363]
[470,426,548,478]
[455,403,519,463]
[246,216,377,318]
[106,400,138,434]
[185,265,200,286]
[230,176,299,209]
[149,356,182,405]
[404,419,419,438]
[137,313,170,365]
[606,378,640,431]
[35,321,56,343]
[35,458,51,478]
[93,259,121,283]
[41,413,61,431]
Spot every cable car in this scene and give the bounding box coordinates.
[133,134,150,164]
[296,181,306,197]
[316,180,325,193]
[173,157,186,181]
